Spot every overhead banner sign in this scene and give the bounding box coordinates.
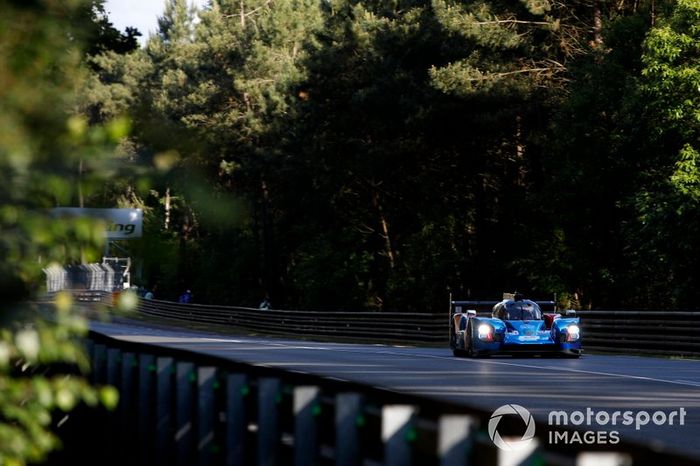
[51,208,143,239]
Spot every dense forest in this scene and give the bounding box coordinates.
[80,0,699,311]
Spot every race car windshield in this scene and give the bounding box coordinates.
[495,301,542,320]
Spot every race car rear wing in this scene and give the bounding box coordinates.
[447,296,557,341]
[449,296,557,317]
[451,300,557,310]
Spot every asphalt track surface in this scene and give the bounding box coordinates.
[89,319,700,460]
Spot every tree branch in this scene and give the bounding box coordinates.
[467,67,564,82]
[473,19,554,26]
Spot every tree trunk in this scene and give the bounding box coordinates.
[260,176,277,301]
[240,0,245,27]
[164,187,171,230]
[78,159,84,208]
[515,115,526,186]
[593,1,604,47]
[372,191,395,269]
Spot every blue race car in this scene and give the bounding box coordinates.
[450,295,582,358]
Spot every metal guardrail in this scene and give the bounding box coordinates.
[577,310,700,357]
[136,299,447,344]
[133,296,700,357]
[72,329,693,466]
[44,283,700,357]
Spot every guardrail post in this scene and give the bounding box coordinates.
[293,386,321,466]
[577,452,632,466]
[497,438,539,466]
[197,366,217,466]
[138,353,156,466]
[106,348,121,462]
[85,338,95,366]
[382,405,417,466]
[92,343,107,384]
[156,357,175,465]
[258,378,281,466]
[120,352,137,463]
[335,393,363,466]
[226,373,249,466]
[176,362,195,466]
[438,415,479,466]
[106,348,121,385]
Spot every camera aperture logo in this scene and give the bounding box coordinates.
[488,404,536,451]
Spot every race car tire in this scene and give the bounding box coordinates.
[465,324,477,358]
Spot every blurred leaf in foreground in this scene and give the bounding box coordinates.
[0,0,129,464]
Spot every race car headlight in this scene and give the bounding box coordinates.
[478,324,493,341]
[566,325,580,341]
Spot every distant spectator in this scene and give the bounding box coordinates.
[178,289,193,303]
[259,296,271,310]
[146,284,158,300]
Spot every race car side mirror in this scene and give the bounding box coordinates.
[565,309,577,316]
[467,310,477,317]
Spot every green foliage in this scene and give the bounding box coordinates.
[642,0,700,136]
[671,145,700,200]
[0,298,104,465]
[430,0,575,96]
[1,1,127,463]
[76,0,142,57]
[622,0,700,305]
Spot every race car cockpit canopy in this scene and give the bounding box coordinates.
[492,299,542,321]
